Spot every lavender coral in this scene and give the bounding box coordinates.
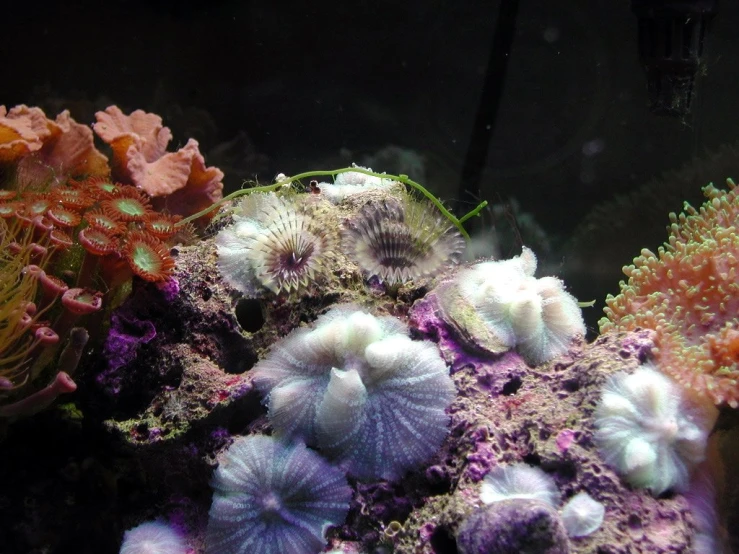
[252,305,456,480]
[600,179,739,407]
[205,435,351,554]
[120,520,188,554]
[216,193,334,296]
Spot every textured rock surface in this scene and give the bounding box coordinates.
[457,498,571,554]
[392,303,695,553]
[1,186,704,553]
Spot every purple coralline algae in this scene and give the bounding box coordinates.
[396,286,696,554]
[457,498,571,554]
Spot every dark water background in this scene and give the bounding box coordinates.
[3,0,738,330]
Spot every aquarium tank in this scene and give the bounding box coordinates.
[1,0,738,553]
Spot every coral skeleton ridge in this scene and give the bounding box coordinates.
[252,305,456,481]
[205,435,351,554]
[594,364,710,494]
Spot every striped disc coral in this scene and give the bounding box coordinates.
[252,304,456,481]
[205,435,351,554]
[216,193,334,296]
[600,179,739,407]
[341,194,465,284]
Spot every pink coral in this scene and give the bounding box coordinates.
[600,179,739,407]
[93,106,223,222]
[0,106,108,184]
[0,105,53,162]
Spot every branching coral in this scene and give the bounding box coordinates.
[600,179,739,407]
[341,193,465,284]
[252,304,456,480]
[205,435,351,554]
[594,365,710,494]
[216,193,334,296]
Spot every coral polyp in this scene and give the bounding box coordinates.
[342,194,465,284]
[216,193,333,296]
[123,231,176,282]
[434,247,585,365]
[252,304,455,480]
[206,435,351,554]
[101,188,152,222]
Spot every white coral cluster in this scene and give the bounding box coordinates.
[457,247,585,365]
[594,365,710,494]
[318,165,397,204]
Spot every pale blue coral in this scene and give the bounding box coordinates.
[205,435,351,554]
[252,305,455,481]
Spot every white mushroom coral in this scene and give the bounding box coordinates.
[480,463,560,507]
[453,247,585,365]
[594,364,711,494]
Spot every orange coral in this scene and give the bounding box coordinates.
[92,105,171,182]
[601,179,739,407]
[0,105,54,163]
[93,106,223,223]
[0,106,109,184]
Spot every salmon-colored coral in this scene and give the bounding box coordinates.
[0,106,109,184]
[93,106,223,222]
[30,110,109,181]
[92,105,171,182]
[0,105,55,163]
[600,179,739,407]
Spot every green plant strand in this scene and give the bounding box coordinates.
[175,167,488,240]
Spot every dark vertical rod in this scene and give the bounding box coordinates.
[457,0,520,232]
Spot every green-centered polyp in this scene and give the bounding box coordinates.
[123,231,175,282]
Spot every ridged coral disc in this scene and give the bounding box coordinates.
[217,194,333,296]
[342,196,465,284]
